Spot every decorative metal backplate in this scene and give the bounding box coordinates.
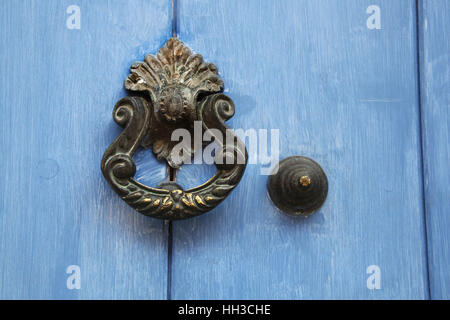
[101,38,247,220]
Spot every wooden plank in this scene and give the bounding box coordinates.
[419,0,450,300]
[172,0,429,299]
[0,0,171,299]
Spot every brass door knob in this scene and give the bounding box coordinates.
[267,156,328,216]
[101,38,247,220]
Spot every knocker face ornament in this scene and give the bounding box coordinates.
[101,38,248,220]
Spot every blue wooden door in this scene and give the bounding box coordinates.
[0,0,448,299]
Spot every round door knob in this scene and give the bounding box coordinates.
[101,38,248,220]
[267,156,328,217]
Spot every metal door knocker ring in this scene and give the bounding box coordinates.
[101,38,248,220]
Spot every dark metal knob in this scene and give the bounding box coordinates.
[267,156,328,217]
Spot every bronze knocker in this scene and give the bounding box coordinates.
[101,38,248,220]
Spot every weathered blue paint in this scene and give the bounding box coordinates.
[171,0,429,299]
[418,0,450,300]
[0,0,172,299]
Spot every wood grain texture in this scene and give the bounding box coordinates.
[171,0,429,299]
[0,0,171,299]
[419,0,450,300]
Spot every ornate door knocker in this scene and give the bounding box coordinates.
[101,38,248,220]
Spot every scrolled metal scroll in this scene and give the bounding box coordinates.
[101,38,247,220]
